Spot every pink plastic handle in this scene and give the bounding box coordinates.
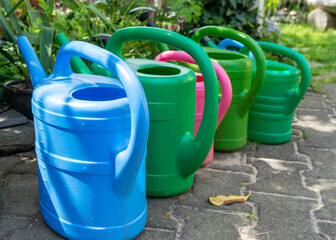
[155,50,232,128]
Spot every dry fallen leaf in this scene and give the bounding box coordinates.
[209,190,251,206]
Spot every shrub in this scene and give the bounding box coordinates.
[182,0,260,39]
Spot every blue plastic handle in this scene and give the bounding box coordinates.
[217,38,244,50]
[218,38,255,59]
[53,41,149,194]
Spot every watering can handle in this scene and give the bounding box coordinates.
[217,38,244,50]
[255,41,311,114]
[154,50,232,128]
[191,26,266,117]
[55,33,92,74]
[105,27,218,177]
[53,41,149,195]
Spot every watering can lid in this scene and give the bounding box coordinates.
[33,74,130,120]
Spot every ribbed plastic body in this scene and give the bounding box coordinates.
[61,27,219,198]
[33,76,147,240]
[154,50,232,167]
[205,49,253,151]
[126,59,196,197]
[248,60,300,143]
[186,48,254,151]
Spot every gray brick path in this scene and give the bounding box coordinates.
[0,86,335,239]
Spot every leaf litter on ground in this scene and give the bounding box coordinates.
[209,190,251,206]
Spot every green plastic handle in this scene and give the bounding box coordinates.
[105,27,218,177]
[206,40,217,48]
[55,33,92,74]
[256,41,311,115]
[191,26,266,117]
[55,32,170,74]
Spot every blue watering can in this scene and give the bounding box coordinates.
[17,36,149,240]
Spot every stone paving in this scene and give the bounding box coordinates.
[0,85,335,239]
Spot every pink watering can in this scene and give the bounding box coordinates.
[155,51,232,165]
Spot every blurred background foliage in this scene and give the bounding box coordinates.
[0,0,334,92]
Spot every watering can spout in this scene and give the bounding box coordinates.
[17,36,46,88]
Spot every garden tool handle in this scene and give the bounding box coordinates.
[256,41,311,115]
[53,41,149,195]
[191,26,266,117]
[154,50,232,128]
[106,27,218,177]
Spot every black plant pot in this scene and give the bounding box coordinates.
[3,80,33,120]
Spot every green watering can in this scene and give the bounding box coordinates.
[242,42,311,144]
[57,27,219,197]
[191,26,266,151]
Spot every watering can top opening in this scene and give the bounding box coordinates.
[200,47,253,72]
[126,58,196,81]
[263,60,299,76]
[33,74,130,120]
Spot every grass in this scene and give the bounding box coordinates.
[279,24,336,91]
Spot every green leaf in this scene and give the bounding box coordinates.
[229,0,237,9]
[4,0,25,16]
[24,0,32,10]
[247,20,254,27]
[0,48,24,73]
[1,0,22,33]
[172,0,183,9]
[18,31,39,44]
[41,12,50,26]
[93,0,107,4]
[48,0,54,9]
[0,9,16,43]
[28,9,43,30]
[87,5,109,26]
[178,8,193,22]
[0,72,12,79]
[39,26,54,74]
[236,11,247,24]
[62,0,81,10]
